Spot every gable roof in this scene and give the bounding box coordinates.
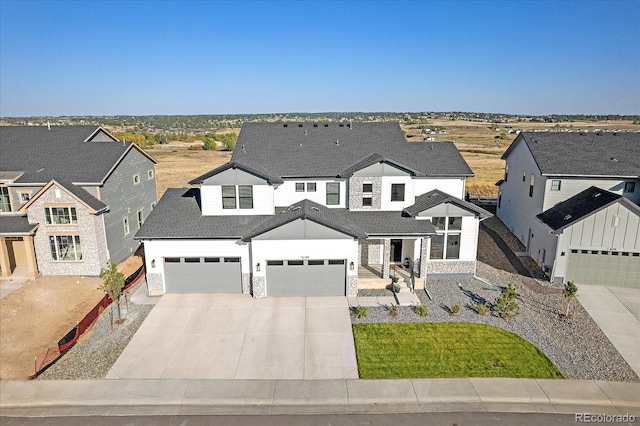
[502,132,640,177]
[339,153,420,177]
[242,199,367,241]
[404,189,493,218]
[189,161,284,185]
[204,122,473,180]
[18,179,108,214]
[535,186,640,232]
[0,126,157,184]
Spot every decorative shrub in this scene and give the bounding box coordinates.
[354,306,369,319]
[474,303,489,315]
[493,284,520,321]
[415,305,428,316]
[389,304,399,317]
[450,304,460,315]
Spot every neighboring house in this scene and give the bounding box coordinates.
[0,126,157,278]
[496,131,640,287]
[137,122,490,297]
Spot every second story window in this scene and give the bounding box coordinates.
[137,210,144,228]
[222,185,237,209]
[551,180,561,191]
[45,206,77,225]
[326,183,340,205]
[624,181,636,193]
[123,217,130,235]
[20,193,30,203]
[362,182,373,207]
[238,185,253,209]
[391,184,405,202]
[504,163,509,181]
[133,174,140,185]
[430,216,462,260]
[0,187,11,212]
[307,183,316,192]
[296,183,305,192]
[529,175,535,197]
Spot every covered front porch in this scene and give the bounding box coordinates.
[357,237,429,289]
[0,216,40,279]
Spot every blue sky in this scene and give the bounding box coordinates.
[1,1,638,116]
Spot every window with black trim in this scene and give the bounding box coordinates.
[326,183,340,205]
[20,193,30,202]
[551,180,561,191]
[391,184,405,201]
[529,175,535,197]
[123,217,130,235]
[504,163,509,181]
[148,170,154,180]
[295,183,305,192]
[238,185,253,209]
[307,183,316,192]
[222,185,236,209]
[624,181,636,193]
[429,216,462,260]
[137,210,144,228]
[363,183,373,193]
[362,197,372,207]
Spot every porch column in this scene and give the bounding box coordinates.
[382,238,390,279]
[418,237,428,279]
[0,237,11,277]
[23,235,39,278]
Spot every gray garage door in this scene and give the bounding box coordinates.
[566,249,640,288]
[266,259,346,297]
[164,256,242,293]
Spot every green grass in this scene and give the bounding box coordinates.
[352,322,563,380]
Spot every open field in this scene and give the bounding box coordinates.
[352,322,563,379]
[143,120,639,198]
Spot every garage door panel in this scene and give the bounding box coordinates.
[566,250,640,288]
[266,259,345,297]
[164,257,242,293]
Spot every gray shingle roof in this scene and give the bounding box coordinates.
[55,180,108,212]
[222,122,473,179]
[404,189,493,218]
[0,126,153,184]
[535,186,634,231]
[502,132,640,177]
[0,215,38,235]
[137,189,437,240]
[189,161,284,185]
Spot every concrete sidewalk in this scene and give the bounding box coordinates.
[1,378,639,417]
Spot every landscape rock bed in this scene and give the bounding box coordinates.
[352,262,639,383]
[38,289,153,380]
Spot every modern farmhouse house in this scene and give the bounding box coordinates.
[496,131,640,287]
[137,122,490,297]
[0,126,157,277]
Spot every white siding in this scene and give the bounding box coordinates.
[251,238,359,296]
[380,176,413,210]
[543,177,640,210]
[412,178,465,199]
[459,216,480,261]
[201,184,274,216]
[273,179,346,208]
[551,202,640,281]
[142,239,251,293]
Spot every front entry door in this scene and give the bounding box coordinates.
[390,239,402,263]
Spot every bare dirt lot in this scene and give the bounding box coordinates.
[0,255,143,380]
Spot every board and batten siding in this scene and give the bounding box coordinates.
[100,148,157,264]
[543,177,640,211]
[273,179,346,208]
[552,201,640,281]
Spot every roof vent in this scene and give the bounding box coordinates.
[324,124,329,127]
[311,207,320,212]
[610,157,618,162]
[299,143,303,147]
[291,206,301,211]
[283,123,288,127]
[335,139,339,146]
[339,123,344,127]
[564,214,572,220]
[593,192,601,198]
[313,123,318,127]
[298,123,303,128]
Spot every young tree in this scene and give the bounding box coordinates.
[99,261,126,320]
[493,283,520,321]
[563,281,578,318]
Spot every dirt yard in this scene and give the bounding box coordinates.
[0,254,144,380]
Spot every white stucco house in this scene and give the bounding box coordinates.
[496,131,640,287]
[137,122,490,297]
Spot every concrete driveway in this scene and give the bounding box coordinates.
[107,294,358,380]
[577,285,640,377]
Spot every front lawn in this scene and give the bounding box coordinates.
[352,322,563,379]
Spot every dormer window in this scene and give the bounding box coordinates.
[222,186,237,209]
[222,185,253,209]
[624,181,636,193]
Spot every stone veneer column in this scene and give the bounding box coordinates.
[347,275,358,297]
[382,238,390,279]
[146,272,164,296]
[0,237,11,277]
[252,276,266,298]
[419,237,428,278]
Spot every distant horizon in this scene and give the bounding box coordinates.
[1,1,638,116]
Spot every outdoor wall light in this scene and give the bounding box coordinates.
[256,263,261,272]
[349,262,354,270]
[151,259,156,268]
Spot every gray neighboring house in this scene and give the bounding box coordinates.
[496,131,640,287]
[137,122,491,297]
[0,126,157,277]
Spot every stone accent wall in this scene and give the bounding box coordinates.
[27,184,108,276]
[425,260,476,275]
[242,273,251,294]
[252,275,266,298]
[348,177,382,210]
[347,275,358,297]
[359,239,383,265]
[382,239,391,279]
[419,238,428,278]
[146,272,164,296]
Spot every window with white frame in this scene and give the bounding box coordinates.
[19,193,30,202]
[551,180,561,191]
[123,217,130,235]
[45,207,77,224]
[148,169,154,179]
[133,174,140,185]
[49,235,82,261]
[430,216,462,260]
[0,187,12,212]
[137,210,144,228]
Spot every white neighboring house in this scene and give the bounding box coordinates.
[496,131,640,287]
[137,122,491,297]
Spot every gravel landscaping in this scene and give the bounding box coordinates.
[353,261,639,383]
[38,284,154,380]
